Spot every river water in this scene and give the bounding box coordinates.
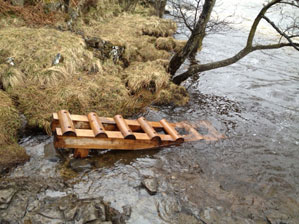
[2,1,299,223]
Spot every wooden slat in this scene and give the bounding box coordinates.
[114,115,136,139]
[52,113,170,129]
[54,136,178,150]
[55,128,174,141]
[57,110,76,136]
[87,112,108,138]
[137,117,161,141]
[160,119,184,142]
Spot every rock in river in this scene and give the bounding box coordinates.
[142,177,158,195]
[0,188,17,209]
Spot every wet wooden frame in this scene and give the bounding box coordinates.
[51,111,225,158]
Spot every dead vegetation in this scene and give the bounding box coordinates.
[0,0,189,141]
[0,0,63,26]
[0,27,99,89]
[0,90,29,172]
[74,13,178,64]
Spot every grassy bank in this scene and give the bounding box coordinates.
[0,0,189,170]
[0,90,29,173]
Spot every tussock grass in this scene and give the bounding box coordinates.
[0,90,21,144]
[0,27,100,89]
[0,143,29,173]
[75,14,176,64]
[156,83,189,106]
[125,60,169,94]
[155,37,187,53]
[0,0,189,135]
[12,73,131,132]
[155,37,176,51]
[0,90,28,171]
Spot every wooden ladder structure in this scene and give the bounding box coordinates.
[51,110,224,158]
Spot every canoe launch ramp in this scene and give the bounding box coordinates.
[51,110,224,158]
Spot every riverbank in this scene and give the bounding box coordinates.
[0,0,188,172]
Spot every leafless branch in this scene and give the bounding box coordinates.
[263,15,299,50]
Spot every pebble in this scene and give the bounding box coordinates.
[142,177,158,195]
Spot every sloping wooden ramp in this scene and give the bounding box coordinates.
[51,110,224,158]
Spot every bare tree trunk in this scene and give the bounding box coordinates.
[188,31,205,64]
[155,0,167,18]
[119,0,138,12]
[168,0,216,76]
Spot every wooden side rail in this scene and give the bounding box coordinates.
[58,110,76,136]
[160,119,184,142]
[88,112,108,138]
[114,115,136,139]
[137,117,161,142]
[51,113,178,132]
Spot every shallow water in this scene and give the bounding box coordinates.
[3,1,299,223]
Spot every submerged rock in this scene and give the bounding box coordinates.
[69,158,93,172]
[142,177,158,195]
[0,188,17,209]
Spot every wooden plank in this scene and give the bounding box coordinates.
[55,128,174,141]
[54,135,178,150]
[52,113,173,129]
[74,149,89,158]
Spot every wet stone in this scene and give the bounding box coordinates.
[94,201,106,221]
[64,206,77,221]
[0,188,17,209]
[142,177,158,195]
[177,213,199,224]
[69,159,93,172]
[79,203,98,223]
[38,207,64,220]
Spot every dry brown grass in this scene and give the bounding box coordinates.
[0,1,63,26]
[0,27,101,89]
[156,83,189,106]
[0,0,189,135]
[0,143,29,173]
[0,90,21,144]
[155,37,176,51]
[0,90,28,171]
[125,60,169,94]
[11,73,132,132]
[74,14,176,64]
